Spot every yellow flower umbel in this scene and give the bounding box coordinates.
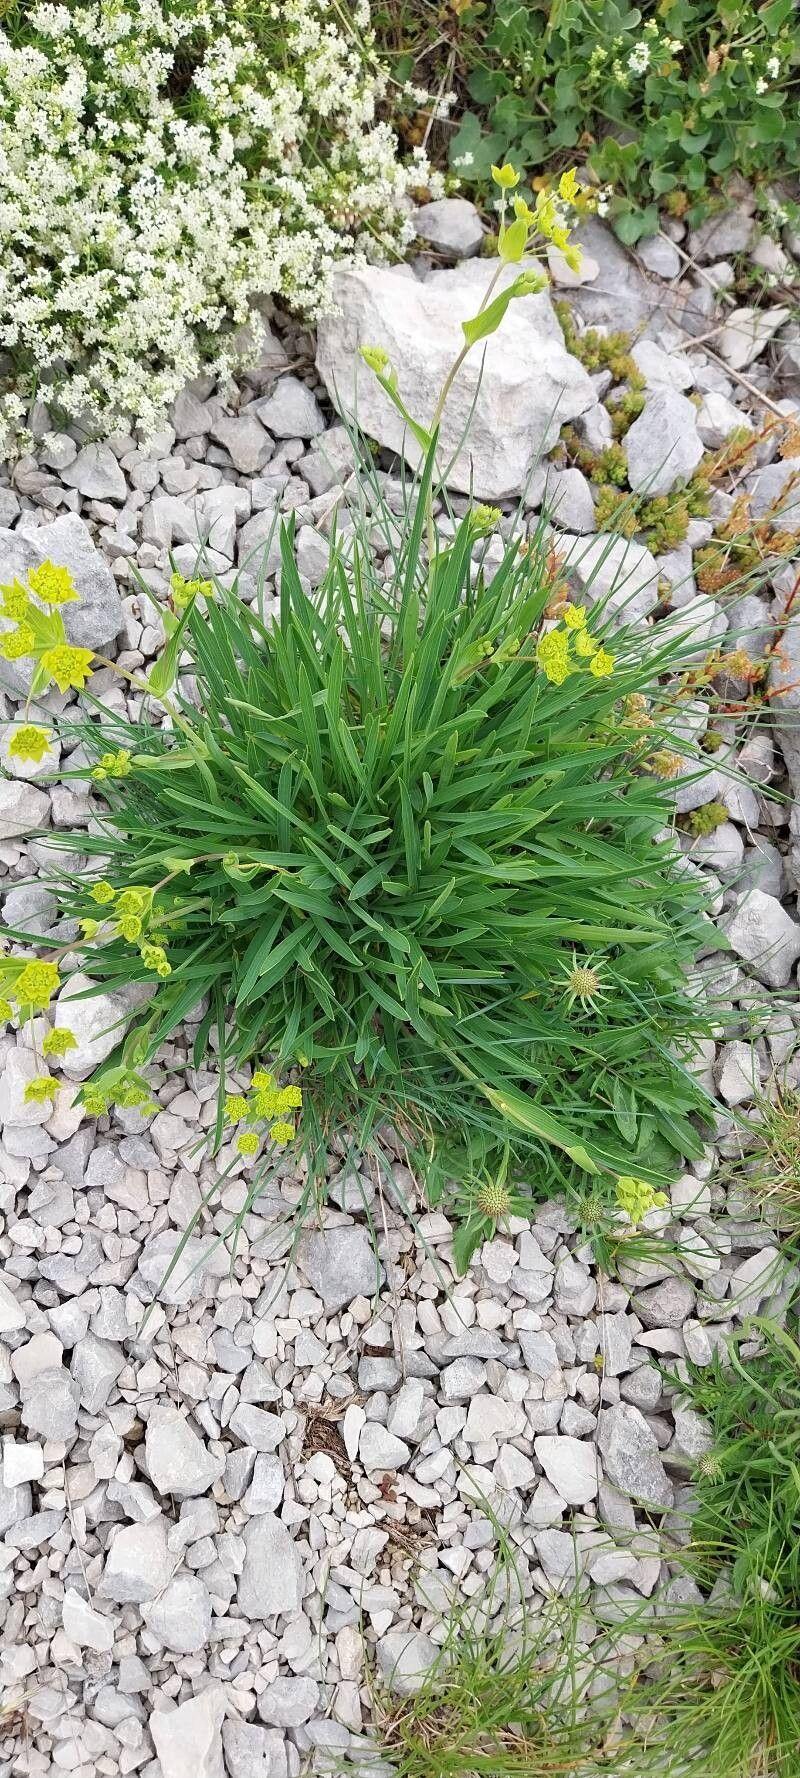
[39,644,94,693]
[23,1075,58,1104]
[170,572,214,610]
[237,1131,260,1158]
[140,941,171,978]
[536,627,572,685]
[42,1027,77,1058]
[1,581,30,621]
[12,960,60,1012]
[27,561,78,606]
[91,749,131,781]
[615,1175,668,1225]
[0,622,35,661]
[224,1093,248,1123]
[589,647,615,679]
[8,724,52,763]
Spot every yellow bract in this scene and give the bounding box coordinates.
[8,723,51,763]
[491,163,520,189]
[40,644,95,693]
[28,560,78,606]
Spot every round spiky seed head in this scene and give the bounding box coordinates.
[697,1450,724,1484]
[569,965,600,1000]
[476,1180,512,1220]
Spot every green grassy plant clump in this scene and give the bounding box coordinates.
[0,450,722,1231]
[387,0,800,242]
[620,1318,800,1778]
[370,1526,618,1776]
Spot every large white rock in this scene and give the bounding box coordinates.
[624,390,704,496]
[145,1403,224,1500]
[237,1513,304,1619]
[151,1686,227,1778]
[316,262,595,500]
[0,515,124,693]
[54,973,131,1080]
[553,532,660,624]
[534,1434,599,1505]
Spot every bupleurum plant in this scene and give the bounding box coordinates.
[0,165,723,1249]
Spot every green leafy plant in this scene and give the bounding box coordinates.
[426,0,800,240]
[619,1317,800,1778]
[1,485,721,1233]
[0,179,724,1243]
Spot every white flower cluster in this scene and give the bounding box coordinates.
[0,0,436,455]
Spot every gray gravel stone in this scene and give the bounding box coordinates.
[238,1513,303,1619]
[637,235,681,278]
[722,888,800,988]
[687,208,755,262]
[210,413,272,474]
[359,1422,411,1472]
[61,1587,115,1653]
[145,1404,225,1499]
[70,1335,124,1412]
[597,1404,674,1509]
[534,1434,598,1504]
[100,1515,174,1603]
[556,533,660,624]
[141,1574,212,1652]
[256,376,326,440]
[150,1686,226,1778]
[632,1278,696,1329]
[0,779,49,840]
[54,972,131,1079]
[296,1225,382,1311]
[61,442,127,502]
[376,1628,438,1695]
[20,1367,80,1441]
[414,197,484,258]
[0,1476,32,1535]
[258,1677,319,1727]
[624,391,703,496]
[222,1721,287,1778]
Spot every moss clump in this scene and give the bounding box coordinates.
[594,485,639,536]
[685,800,729,836]
[554,301,641,383]
[609,386,646,439]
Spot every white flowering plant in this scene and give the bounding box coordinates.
[0,0,435,456]
[441,0,799,243]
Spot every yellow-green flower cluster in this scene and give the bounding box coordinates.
[24,1074,58,1104]
[0,958,61,1017]
[7,723,53,763]
[170,572,214,609]
[0,561,95,692]
[535,606,615,686]
[226,1066,304,1158]
[615,1174,668,1225]
[493,163,584,274]
[80,881,172,975]
[82,1072,157,1118]
[42,1026,77,1058]
[91,749,132,782]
